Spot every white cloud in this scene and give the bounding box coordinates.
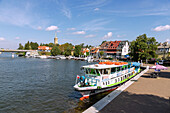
[166,39,170,42]
[103,32,112,39]
[94,8,99,11]
[0,37,5,41]
[46,25,59,31]
[67,28,76,31]
[153,25,170,31]
[85,34,95,38]
[72,31,86,35]
[37,26,42,30]
[15,37,20,40]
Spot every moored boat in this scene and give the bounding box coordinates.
[73,61,140,98]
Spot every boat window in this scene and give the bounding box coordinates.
[121,77,122,81]
[89,69,96,74]
[104,69,109,74]
[128,65,131,68]
[122,66,125,70]
[108,81,109,84]
[115,79,117,83]
[85,68,89,74]
[117,67,120,72]
[111,68,116,73]
[99,69,103,74]
[96,69,100,76]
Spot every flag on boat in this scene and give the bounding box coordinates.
[77,75,80,79]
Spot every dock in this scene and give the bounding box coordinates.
[83,64,170,113]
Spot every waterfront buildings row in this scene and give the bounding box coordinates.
[91,40,129,58]
[37,40,130,58]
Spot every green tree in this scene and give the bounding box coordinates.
[129,34,158,61]
[30,42,39,50]
[51,45,61,56]
[59,43,73,56]
[100,40,106,45]
[49,43,54,47]
[24,41,31,50]
[74,45,82,57]
[99,51,104,57]
[86,52,89,56]
[18,43,24,50]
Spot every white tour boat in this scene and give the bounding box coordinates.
[74,61,141,99]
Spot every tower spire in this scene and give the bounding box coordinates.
[55,31,57,38]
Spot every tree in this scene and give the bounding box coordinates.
[30,42,39,50]
[74,45,82,57]
[129,34,158,61]
[59,43,73,56]
[51,45,61,56]
[18,43,24,50]
[49,43,54,47]
[99,51,104,57]
[24,41,31,50]
[100,40,106,45]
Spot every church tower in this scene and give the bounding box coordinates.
[54,32,58,45]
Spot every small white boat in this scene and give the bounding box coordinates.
[38,55,48,59]
[87,56,94,62]
[56,55,66,59]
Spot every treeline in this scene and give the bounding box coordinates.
[18,41,39,50]
[18,41,93,57]
[51,43,93,56]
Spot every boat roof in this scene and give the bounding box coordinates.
[82,64,128,69]
[82,62,140,69]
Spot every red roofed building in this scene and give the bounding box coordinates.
[90,47,99,56]
[81,48,90,56]
[38,46,52,52]
[99,40,129,58]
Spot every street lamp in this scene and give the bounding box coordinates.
[163,42,166,60]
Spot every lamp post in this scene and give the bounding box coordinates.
[163,42,166,60]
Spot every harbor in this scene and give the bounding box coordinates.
[84,64,170,113]
[1,1,170,113]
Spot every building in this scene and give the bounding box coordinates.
[54,32,58,45]
[38,46,52,52]
[90,47,99,57]
[81,48,90,56]
[71,46,75,56]
[157,42,170,53]
[99,40,129,58]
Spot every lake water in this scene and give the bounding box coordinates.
[0,53,95,113]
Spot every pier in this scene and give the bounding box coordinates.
[0,49,39,57]
[83,64,170,113]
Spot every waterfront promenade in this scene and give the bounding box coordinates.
[100,64,170,113]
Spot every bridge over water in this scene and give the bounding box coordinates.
[0,49,39,57]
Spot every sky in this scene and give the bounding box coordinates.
[0,0,170,49]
